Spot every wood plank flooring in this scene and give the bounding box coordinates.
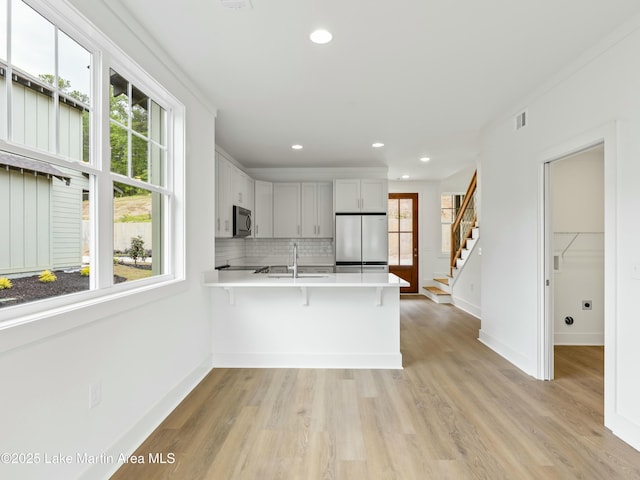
[111,297,640,479]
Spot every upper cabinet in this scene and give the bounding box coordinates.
[215,153,233,237]
[335,179,388,213]
[254,180,273,238]
[301,182,333,238]
[273,183,301,238]
[216,151,254,238]
[232,169,254,211]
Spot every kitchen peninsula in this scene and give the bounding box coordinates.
[204,270,408,369]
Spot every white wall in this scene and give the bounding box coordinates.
[551,148,604,345]
[0,1,216,479]
[479,16,640,450]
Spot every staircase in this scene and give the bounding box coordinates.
[422,170,479,304]
[422,222,479,303]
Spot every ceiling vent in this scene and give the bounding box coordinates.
[515,111,527,130]
[220,0,252,9]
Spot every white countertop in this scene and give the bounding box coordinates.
[204,270,408,288]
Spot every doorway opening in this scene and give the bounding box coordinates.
[388,193,418,293]
[544,143,604,380]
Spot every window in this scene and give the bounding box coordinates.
[441,193,464,254]
[388,197,415,265]
[0,0,184,314]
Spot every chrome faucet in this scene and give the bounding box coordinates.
[289,242,299,278]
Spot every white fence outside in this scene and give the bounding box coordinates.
[83,221,152,253]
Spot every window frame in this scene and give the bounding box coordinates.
[0,0,186,328]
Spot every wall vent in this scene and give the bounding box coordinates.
[220,0,252,9]
[515,111,527,130]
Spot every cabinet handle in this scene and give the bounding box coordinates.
[217,218,220,230]
[256,224,259,235]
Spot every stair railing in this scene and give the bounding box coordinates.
[450,170,477,277]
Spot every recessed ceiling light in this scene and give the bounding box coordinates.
[291,144,303,150]
[420,157,430,162]
[372,142,384,148]
[402,175,410,179]
[310,29,333,44]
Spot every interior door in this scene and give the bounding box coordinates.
[388,193,418,293]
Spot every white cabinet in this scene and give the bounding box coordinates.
[216,152,254,238]
[273,183,301,237]
[301,182,333,238]
[254,180,273,238]
[215,154,233,237]
[233,169,253,211]
[335,179,387,213]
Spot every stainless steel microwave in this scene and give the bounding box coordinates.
[233,206,252,237]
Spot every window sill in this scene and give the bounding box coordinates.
[0,275,187,354]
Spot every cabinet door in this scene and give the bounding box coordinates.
[216,155,233,237]
[254,180,273,238]
[232,168,249,206]
[300,183,317,237]
[273,183,301,238]
[334,179,361,212]
[316,182,333,237]
[361,179,388,212]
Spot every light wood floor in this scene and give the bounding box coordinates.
[111,297,640,479]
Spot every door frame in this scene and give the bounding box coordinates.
[388,193,419,293]
[538,125,613,385]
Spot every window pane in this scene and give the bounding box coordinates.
[400,232,412,265]
[0,163,91,307]
[11,1,54,83]
[0,0,7,61]
[131,133,148,182]
[113,182,164,282]
[388,232,399,266]
[11,76,54,152]
[442,224,451,253]
[150,100,166,146]
[110,69,129,125]
[388,199,399,232]
[150,144,165,187]
[110,122,128,175]
[441,208,453,223]
[441,194,453,209]
[399,199,412,231]
[131,85,149,136]
[59,100,88,162]
[58,30,91,105]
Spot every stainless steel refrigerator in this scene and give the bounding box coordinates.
[335,213,388,273]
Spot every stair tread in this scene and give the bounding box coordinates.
[434,277,449,286]
[423,286,450,295]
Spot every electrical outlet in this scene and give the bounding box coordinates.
[582,300,592,310]
[89,382,102,409]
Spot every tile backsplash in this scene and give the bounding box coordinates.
[215,237,334,266]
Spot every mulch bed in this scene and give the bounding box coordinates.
[0,270,126,308]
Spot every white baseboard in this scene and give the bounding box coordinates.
[478,329,536,377]
[452,296,481,319]
[211,352,403,369]
[554,332,604,345]
[80,356,214,480]
[607,413,640,453]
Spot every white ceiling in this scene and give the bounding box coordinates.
[105,0,640,180]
